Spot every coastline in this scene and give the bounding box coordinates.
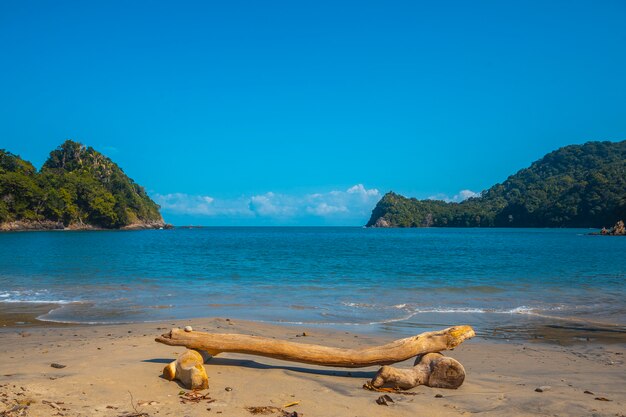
[2,301,626,345]
[1,317,624,416]
[0,220,169,232]
[0,303,70,328]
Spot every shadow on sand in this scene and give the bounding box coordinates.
[142,357,377,379]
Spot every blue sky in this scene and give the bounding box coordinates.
[1,0,625,225]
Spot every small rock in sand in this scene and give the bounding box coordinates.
[375,394,394,405]
[184,326,193,332]
[535,386,551,392]
[50,363,66,369]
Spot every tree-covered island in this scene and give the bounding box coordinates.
[0,140,165,230]
[367,140,626,228]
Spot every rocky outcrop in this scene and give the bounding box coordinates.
[0,219,169,231]
[371,217,391,228]
[0,221,65,231]
[598,220,626,236]
[121,219,168,230]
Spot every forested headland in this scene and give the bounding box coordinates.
[0,140,164,230]
[367,140,626,228]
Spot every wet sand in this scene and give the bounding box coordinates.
[0,303,69,328]
[0,315,625,417]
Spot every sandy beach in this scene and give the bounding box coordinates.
[1,313,625,417]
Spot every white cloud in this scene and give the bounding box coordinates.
[455,189,479,201]
[305,184,378,217]
[347,184,379,196]
[428,189,479,203]
[154,193,215,215]
[249,192,296,217]
[427,193,447,201]
[154,184,380,220]
[306,202,348,216]
[154,193,250,216]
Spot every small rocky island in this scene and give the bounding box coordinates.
[0,140,166,231]
[596,220,626,236]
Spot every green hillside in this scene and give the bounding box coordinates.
[367,140,626,228]
[0,140,164,230]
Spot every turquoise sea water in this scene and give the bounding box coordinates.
[1,228,625,340]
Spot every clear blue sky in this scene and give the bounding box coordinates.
[1,0,625,225]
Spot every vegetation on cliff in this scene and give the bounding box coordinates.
[367,140,626,228]
[0,140,164,229]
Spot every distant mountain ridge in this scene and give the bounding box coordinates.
[0,140,165,230]
[367,140,626,228]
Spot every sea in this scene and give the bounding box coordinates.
[1,227,625,342]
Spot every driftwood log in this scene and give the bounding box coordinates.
[156,326,474,390]
[156,325,473,366]
[371,352,466,389]
[162,349,210,390]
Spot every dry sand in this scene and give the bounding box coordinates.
[1,317,625,417]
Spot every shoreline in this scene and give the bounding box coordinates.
[1,317,624,416]
[0,220,170,232]
[0,303,71,329]
[2,302,626,346]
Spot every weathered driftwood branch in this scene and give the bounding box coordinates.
[371,352,466,389]
[155,325,475,368]
[162,349,210,390]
